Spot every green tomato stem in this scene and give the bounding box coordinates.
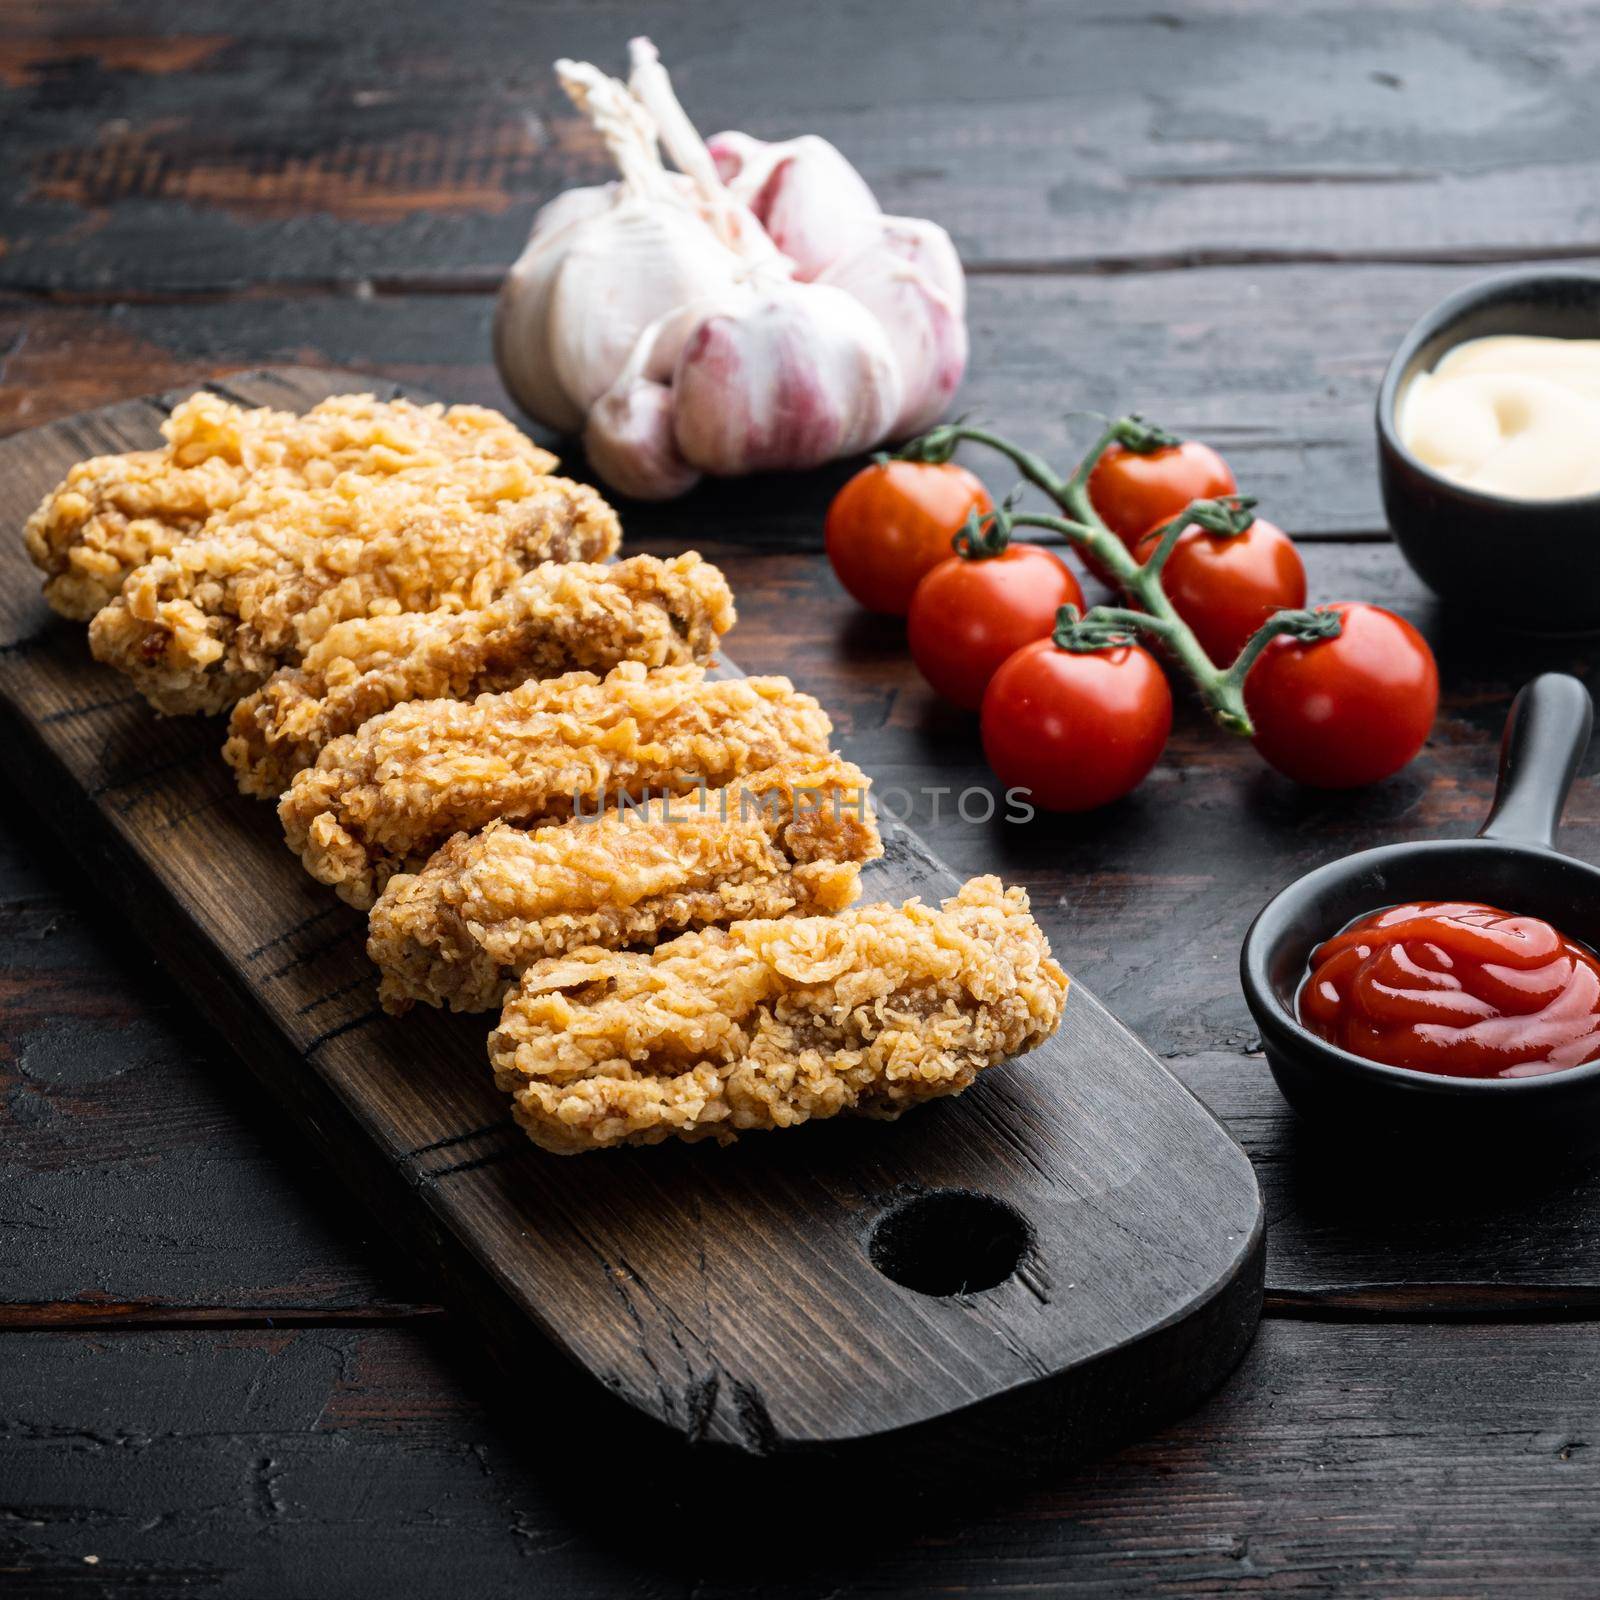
[951,504,1013,560]
[1005,510,1256,735]
[901,418,1340,740]
[1220,607,1344,697]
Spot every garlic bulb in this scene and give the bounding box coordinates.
[495,60,747,432]
[494,39,969,499]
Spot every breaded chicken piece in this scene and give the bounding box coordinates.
[487,875,1069,1154]
[223,553,736,798]
[25,390,555,620]
[280,661,834,910]
[88,469,620,715]
[369,756,882,1014]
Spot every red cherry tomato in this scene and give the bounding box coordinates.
[1244,602,1438,788]
[1133,515,1307,666]
[981,638,1173,812]
[825,460,993,615]
[907,546,1086,711]
[1089,440,1236,551]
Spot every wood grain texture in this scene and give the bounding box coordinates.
[5,1318,1600,1596]
[0,367,1264,1460]
[2,0,1599,293]
[0,766,434,1324]
[7,256,1600,542]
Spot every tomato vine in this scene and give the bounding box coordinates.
[899,416,1341,736]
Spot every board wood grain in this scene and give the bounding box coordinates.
[0,367,1263,1463]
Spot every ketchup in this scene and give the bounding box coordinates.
[1298,901,1600,1079]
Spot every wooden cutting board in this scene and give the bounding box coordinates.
[0,367,1263,1467]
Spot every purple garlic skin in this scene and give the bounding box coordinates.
[584,301,706,499]
[707,131,883,281]
[672,280,903,476]
[586,376,699,500]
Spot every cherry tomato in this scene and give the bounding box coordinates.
[1089,440,1236,551]
[1244,602,1438,788]
[825,460,993,615]
[907,546,1086,711]
[1133,515,1307,666]
[981,639,1173,812]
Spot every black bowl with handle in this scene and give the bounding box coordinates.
[1241,673,1600,1134]
[1376,269,1600,632]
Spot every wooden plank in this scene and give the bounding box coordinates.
[6,256,1597,539]
[0,780,433,1323]
[0,367,1263,1460]
[1183,1054,1600,1313]
[2,0,1599,292]
[4,1317,1600,1595]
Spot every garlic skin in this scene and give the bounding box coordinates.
[584,302,710,499]
[494,40,969,498]
[529,182,617,247]
[674,280,903,475]
[626,39,783,270]
[706,131,883,281]
[492,187,612,434]
[820,216,968,438]
[499,59,751,432]
[586,377,699,501]
[547,200,742,415]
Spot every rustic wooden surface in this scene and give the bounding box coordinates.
[2,0,1600,1591]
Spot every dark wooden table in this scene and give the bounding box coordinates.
[4,2,1600,1593]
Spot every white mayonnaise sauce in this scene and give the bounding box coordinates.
[1398,334,1600,500]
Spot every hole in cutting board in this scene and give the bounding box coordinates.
[867,1189,1030,1296]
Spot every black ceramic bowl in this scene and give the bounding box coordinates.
[1376,269,1600,632]
[1241,674,1600,1135]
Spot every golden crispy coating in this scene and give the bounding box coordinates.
[369,756,882,1014]
[487,875,1069,1154]
[88,470,620,715]
[25,390,556,620]
[223,553,736,798]
[280,661,834,909]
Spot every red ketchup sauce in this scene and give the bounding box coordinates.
[1298,901,1600,1079]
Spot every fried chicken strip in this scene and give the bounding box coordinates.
[487,875,1069,1154]
[26,390,555,620]
[369,756,882,1014]
[88,469,620,715]
[223,553,736,798]
[280,661,834,909]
